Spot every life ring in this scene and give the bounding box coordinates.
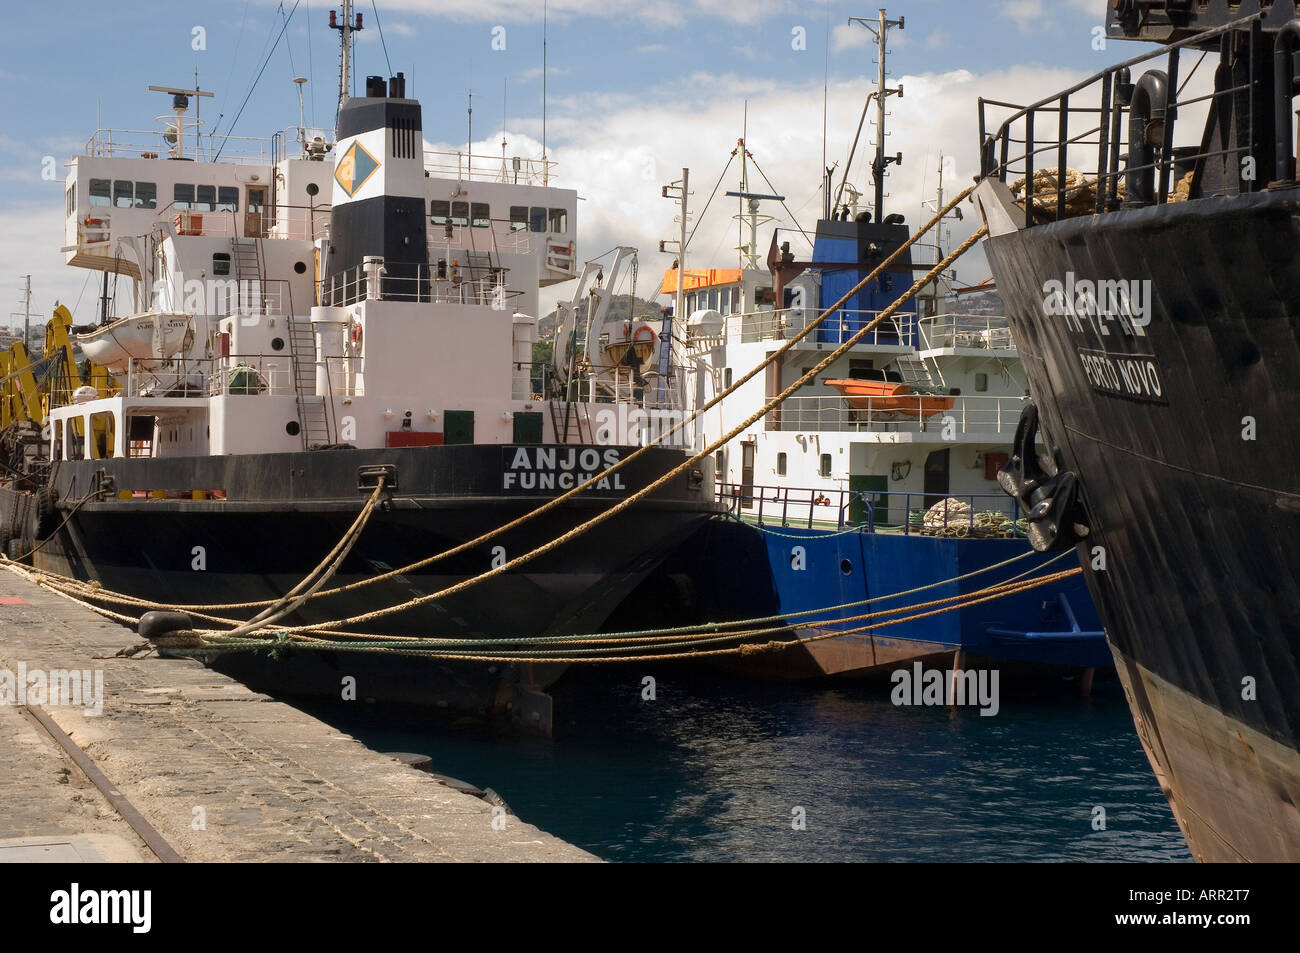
[349,318,363,349]
[631,323,656,360]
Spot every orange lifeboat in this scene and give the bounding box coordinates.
[823,378,956,418]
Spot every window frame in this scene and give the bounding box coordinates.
[173,183,196,211]
[89,178,111,208]
[134,181,157,209]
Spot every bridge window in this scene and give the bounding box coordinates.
[195,185,216,212]
[719,288,730,313]
[431,200,450,225]
[529,206,547,232]
[548,208,567,233]
[134,181,157,209]
[89,178,111,207]
[174,183,194,209]
[450,201,469,227]
[113,180,133,208]
[509,206,528,231]
[471,202,490,227]
[217,187,239,212]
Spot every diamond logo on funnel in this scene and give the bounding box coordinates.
[334,141,380,197]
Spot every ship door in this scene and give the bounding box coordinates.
[740,440,756,509]
[923,448,950,510]
[245,187,267,238]
[849,474,887,527]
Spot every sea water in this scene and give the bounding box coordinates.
[302,667,1190,863]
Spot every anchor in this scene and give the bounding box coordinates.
[997,403,1091,553]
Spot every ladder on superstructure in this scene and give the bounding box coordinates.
[288,312,333,448]
[894,353,945,390]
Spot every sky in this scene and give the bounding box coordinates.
[0,0,1153,327]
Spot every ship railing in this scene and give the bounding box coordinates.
[978,13,1267,225]
[83,128,280,164]
[159,202,330,242]
[148,276,290,318]
[427,222,534,262]
[319,263,524,309]
[720,307,917,346]
[207,355,303,397]
[423,150,558,186]
[123,357,216,400]
[718,484,1026,537]
[216,279,292,318]
[766,394,1025,435]
[120,355,306,400]
[918,315,1015,351]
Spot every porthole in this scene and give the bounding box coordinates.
[840,559,853,576]
[286,421,301,436]
[271,337,285,351]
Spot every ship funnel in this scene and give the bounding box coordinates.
[323,76,428,303]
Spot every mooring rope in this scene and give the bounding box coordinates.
[18,186,980,620]
[5,198,996,654]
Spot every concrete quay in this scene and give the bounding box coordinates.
[0,567,596,863]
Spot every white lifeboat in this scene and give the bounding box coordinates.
[75,312,192,374]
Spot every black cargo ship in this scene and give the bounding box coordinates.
[976,2,1300,860]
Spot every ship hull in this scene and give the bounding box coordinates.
[660,518,1108,680]
[984,187,1300,860]
[8,443,717,719]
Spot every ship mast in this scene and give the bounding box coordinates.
[726,123,781,271]
[848,8,904,221]
[330,1,364,117]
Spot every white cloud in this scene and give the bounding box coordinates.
[0,202,95,326]
[1000,0,1103,32]
[497,62,1096,297]
[517,65,570,83]
[831,23,870,54]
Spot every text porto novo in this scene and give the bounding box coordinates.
[504,446,626,491]
[1041,272,1166,402]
